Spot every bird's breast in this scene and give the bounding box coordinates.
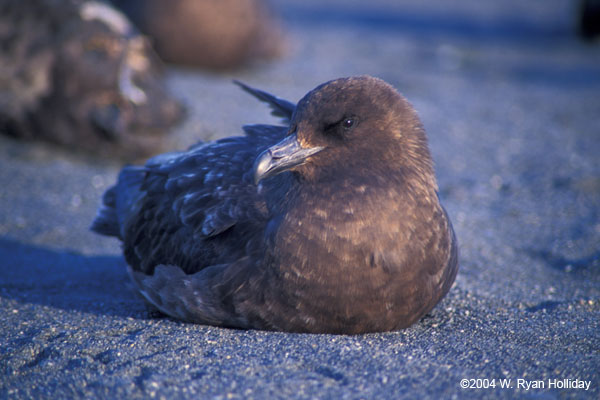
[264,178,446,286]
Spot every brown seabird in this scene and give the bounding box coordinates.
[92,76,458,334]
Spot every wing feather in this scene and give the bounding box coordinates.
[117,126,286,274]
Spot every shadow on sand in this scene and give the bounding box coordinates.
[0,236,146,319]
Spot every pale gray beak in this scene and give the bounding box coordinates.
[253,133,324,184]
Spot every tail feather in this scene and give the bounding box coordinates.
[90,186,121,237]
[91,166,146,239]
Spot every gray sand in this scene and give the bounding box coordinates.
[1,1,599,398]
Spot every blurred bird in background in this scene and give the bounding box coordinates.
[0,0,185,160]
[111,0,286,69]
[0,0,286,159]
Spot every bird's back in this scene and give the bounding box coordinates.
[92,124,287,275]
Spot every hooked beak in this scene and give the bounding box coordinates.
[253,133,324,184]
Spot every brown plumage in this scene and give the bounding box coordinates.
[92,76,458,334]
[0,0,183,159]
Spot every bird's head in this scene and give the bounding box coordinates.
[253,76,435,187]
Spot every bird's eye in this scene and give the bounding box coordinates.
[323,116,358,137]
[342,118,356,130]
